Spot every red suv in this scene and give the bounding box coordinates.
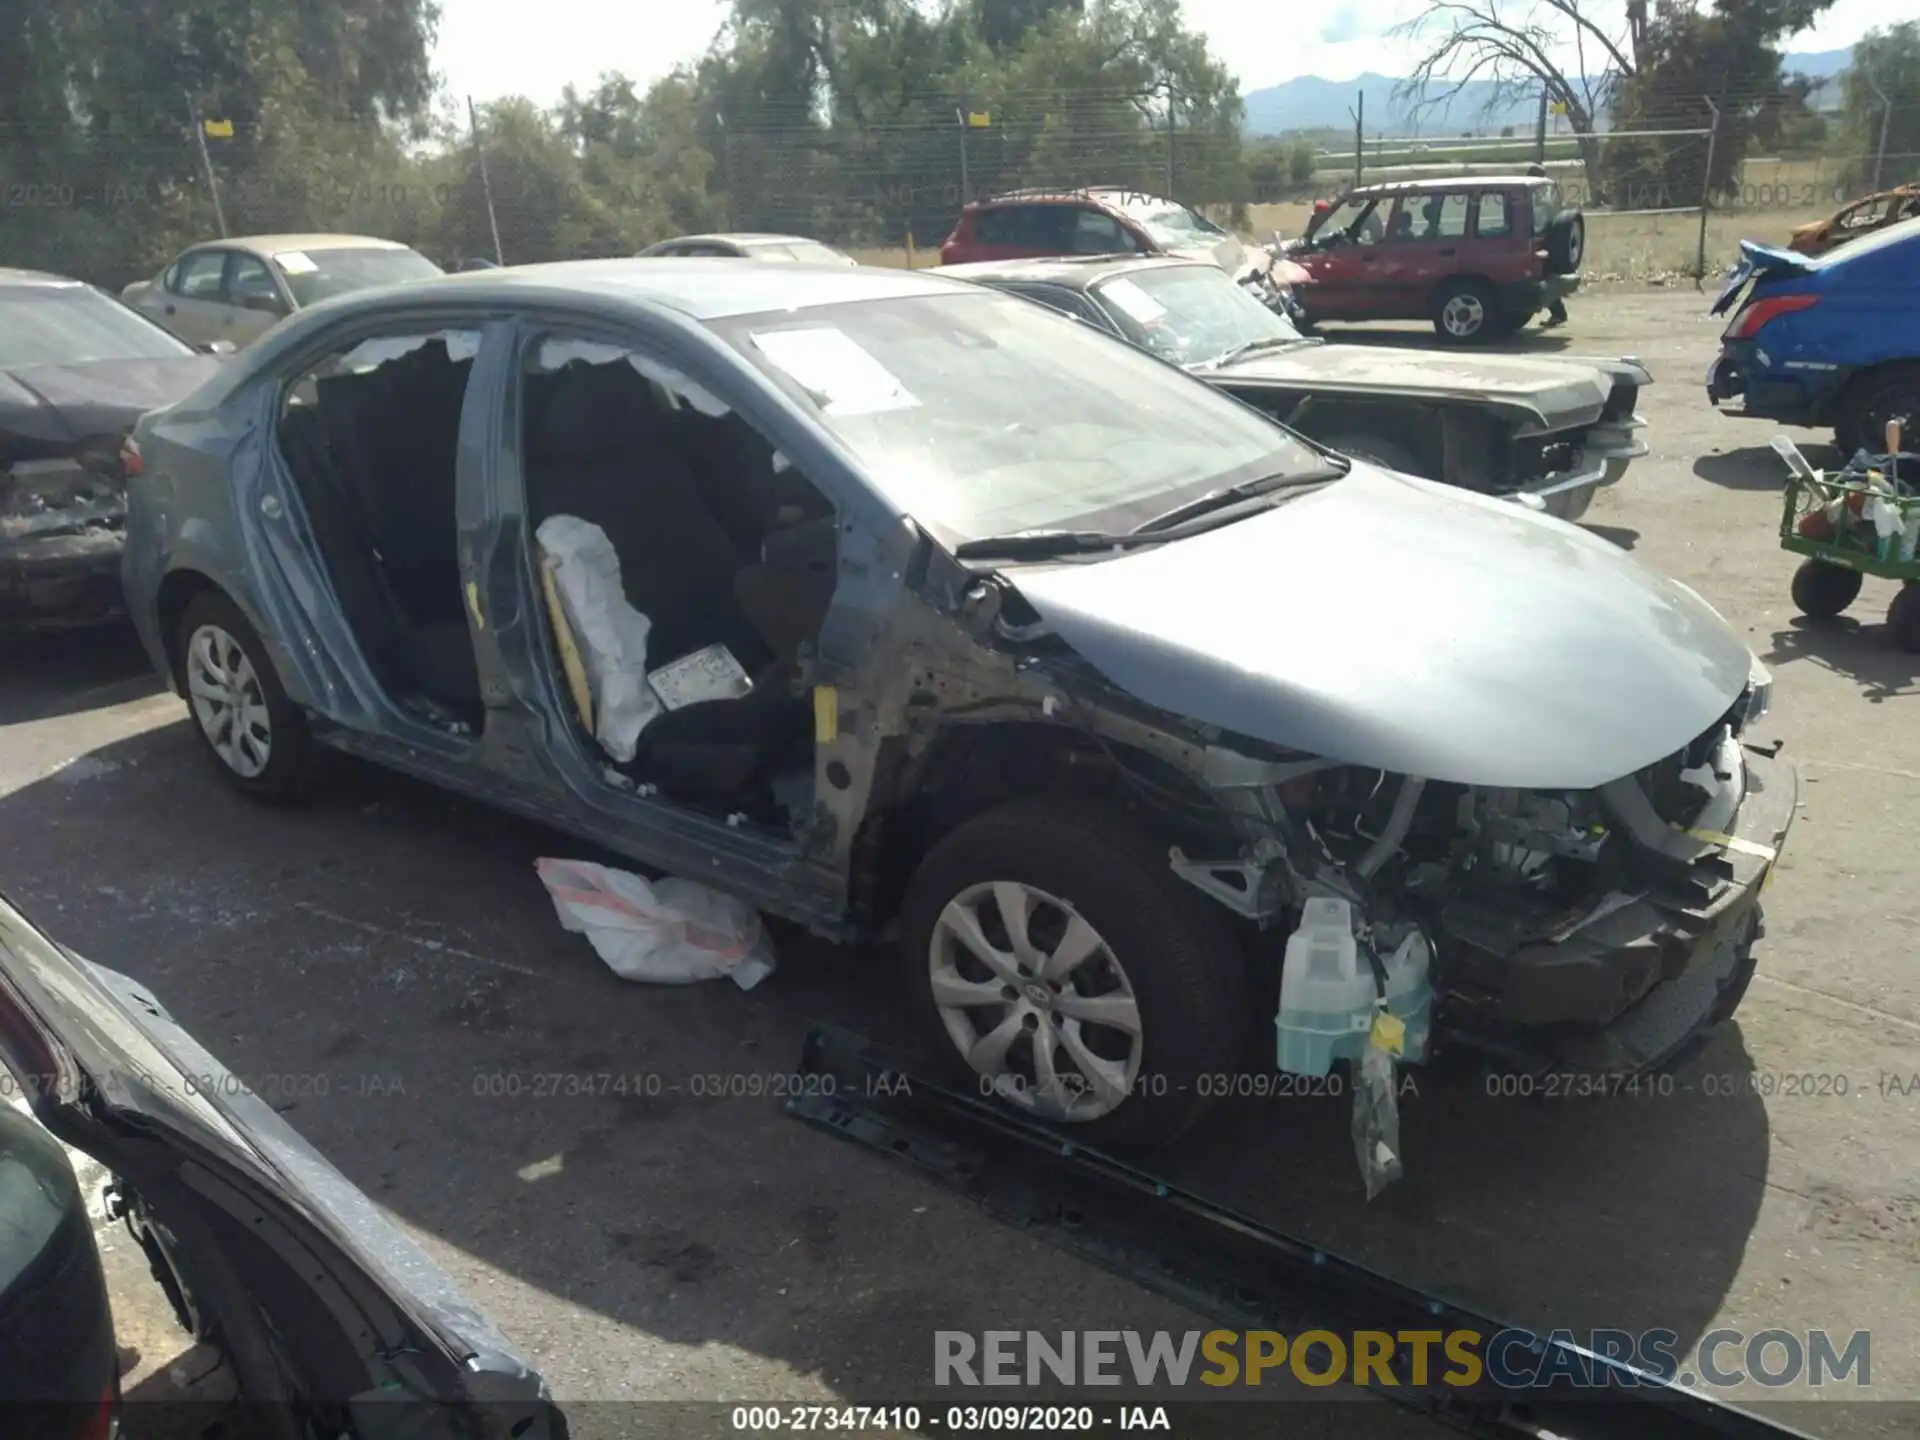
[1286,175,1586,343]
[939,187,1245,272]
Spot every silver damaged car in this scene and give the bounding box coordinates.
[120,259,1794,1148]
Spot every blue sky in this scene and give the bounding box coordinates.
[432,0,1909,109]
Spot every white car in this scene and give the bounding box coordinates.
[123,234,443,348]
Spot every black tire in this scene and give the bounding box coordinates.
[1431,278,1502,344]
[1789,558,1862,619]
[1545,210,1586,275]
[175,591,319,802]
[1317,432,1428,478]
[898,798,1247,1149]
[1888,584,1920,653]
[1835,362,1920,455]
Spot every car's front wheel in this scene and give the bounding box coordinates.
[176,591,318,802]
[899,799,1247,1148]
[1432,278,1502,344]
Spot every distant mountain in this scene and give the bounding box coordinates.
[1241,46,1856,136]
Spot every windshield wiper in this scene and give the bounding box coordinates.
[953,529,1143,560]
[1128,464,1347,535]
[1206,335,1309,368]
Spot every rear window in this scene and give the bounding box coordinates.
[276,247,444,307]
[972,205,1075,250]
[0,285,196,367]
[1476,193,1513,237]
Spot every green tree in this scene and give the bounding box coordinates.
[1839,21,1920,189]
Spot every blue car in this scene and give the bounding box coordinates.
[1706,216,1920,452]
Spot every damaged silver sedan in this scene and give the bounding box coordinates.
[120,259,1794,1152]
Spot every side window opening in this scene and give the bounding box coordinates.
[1476,192,1513,238]
[274,327,484,733]
[518,335,834,825]
[171,252,226,298]
[1404,192,1469,241]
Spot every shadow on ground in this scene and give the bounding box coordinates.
[0,621,163,725]
[0,628,1774,1412]
[1762,615,1920,702]
[1586,523,1641,551]
[1688,445,1836,492]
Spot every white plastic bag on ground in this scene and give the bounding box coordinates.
[535,857,777,990]
[535,515,662,762]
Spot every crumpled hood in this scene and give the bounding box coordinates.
[1011,464,1753,790]
[1215,344,1612,429]
[0,356,222,446]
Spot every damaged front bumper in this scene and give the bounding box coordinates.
[2,458,129,629]
[1,523,128,629]
[1444,744,1796,1073]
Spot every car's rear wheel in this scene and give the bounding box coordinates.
[1888,583,1920,653]
[1835,362,1920,455]
[898,799,1246,1149]
[1790,558,1862,618]
[177,591,318,802]
[1432,279,1502,344]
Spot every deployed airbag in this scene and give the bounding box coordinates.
[535,514,661,761]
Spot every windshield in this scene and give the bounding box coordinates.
[751,240,852,266]
[1129,204,1223,249]
[0,285,195,367]
[276,247,444,307]
[718,290,1316,546]
[1093,265,1301,366]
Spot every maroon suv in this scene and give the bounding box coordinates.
[939,187,1246,272]
[1286,175,1586,343]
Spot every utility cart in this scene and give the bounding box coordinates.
[1775,432,1920,651]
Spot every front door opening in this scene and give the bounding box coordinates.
[519,337,837,827]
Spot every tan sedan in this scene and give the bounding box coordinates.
[123,234,443,348]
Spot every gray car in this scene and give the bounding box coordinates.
[639,232,858,265]
[121,259,1792,1148]
[945,254,1649,521]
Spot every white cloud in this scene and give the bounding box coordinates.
[429,0,1913,106]
[433,0,727,108]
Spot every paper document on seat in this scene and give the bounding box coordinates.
[648,644,754,710]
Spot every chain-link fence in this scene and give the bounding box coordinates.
[2,86,1916,290]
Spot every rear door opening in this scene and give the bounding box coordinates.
[273,328,485,732]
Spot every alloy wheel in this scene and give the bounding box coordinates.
[186,623,273,778]
[1442,292,1486,338]
[928,881,1144,1122]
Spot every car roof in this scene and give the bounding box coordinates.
[1345,174,1544,197]
[652,232,831,247]
[938,254,1199,290]
[0,266,86,288]
[297,256,968,324]
[183,233,413,258]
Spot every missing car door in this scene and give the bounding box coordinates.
[273,327,486,733]
[517,334,838,828]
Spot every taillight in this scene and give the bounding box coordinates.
[81,1379,118,1440]
[120,437,144,477]
[1727,293,1818,339]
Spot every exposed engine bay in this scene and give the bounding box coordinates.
[1142,667,1779,1074]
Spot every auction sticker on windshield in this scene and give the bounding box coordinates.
[275,251,320,275]
[1100,278,1169,324]
[751,327,919,416]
